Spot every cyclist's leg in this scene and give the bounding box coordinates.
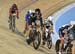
[24,22,29,33]
[26,25,33,45]
[25,22,28,30]
[59,36,64,52]
[29,26,33,38]
[13,17,16,28]
[26,18,32,35]
[8,16,11,23]
[72,41,75,54]
[9,16,12,29]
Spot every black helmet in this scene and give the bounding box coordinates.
[12,3,17,10]
[13,3,17,7]
[35,8,41,13]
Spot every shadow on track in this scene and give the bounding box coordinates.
[14,28,55,54]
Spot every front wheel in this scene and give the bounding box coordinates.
[47,35,52,49]
[55,39,61,54]
[33,31,41,49]
[12,16,16,32]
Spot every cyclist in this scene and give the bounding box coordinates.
[35,8,43,30]
[9,3,19,19]
[9,3,19,29]
[24,10,31,33]
[26,12,37,45]
[42,16,53,45]
[26,8,43,45]
[58,24,73,54]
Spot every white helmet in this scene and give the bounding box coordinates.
[47,16,53,21]
[28,9,35,14]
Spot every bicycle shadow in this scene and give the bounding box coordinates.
[14,28,54,54]
[14,28,25,38]
[37,47,50,54]
[29,43,52,54]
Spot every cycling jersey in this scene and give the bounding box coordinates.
[44,18,53,29]
[25,11,30,22]
[59,24,71,37]
[59,27,65,37]
[9,4,19,18]
[28,13,37,25]
[35,8,43,27]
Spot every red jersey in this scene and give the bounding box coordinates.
[9,4,19,17]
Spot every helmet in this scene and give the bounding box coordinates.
[35,8,41,13]
[13,3,16,6]
[47,16,53,21]
[28,9,35,14]
[62,24,71,29]
[12,3,17,10]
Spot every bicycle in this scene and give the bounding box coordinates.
[28,22,41,49]
[9,13,16,32]
[42,29,52,49]
[55,39,73,54]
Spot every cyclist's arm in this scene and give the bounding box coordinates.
[16,6,19,18]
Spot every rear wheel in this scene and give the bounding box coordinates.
[67,44,73,54]
[67,48,72,54]
[33,31,41,49]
